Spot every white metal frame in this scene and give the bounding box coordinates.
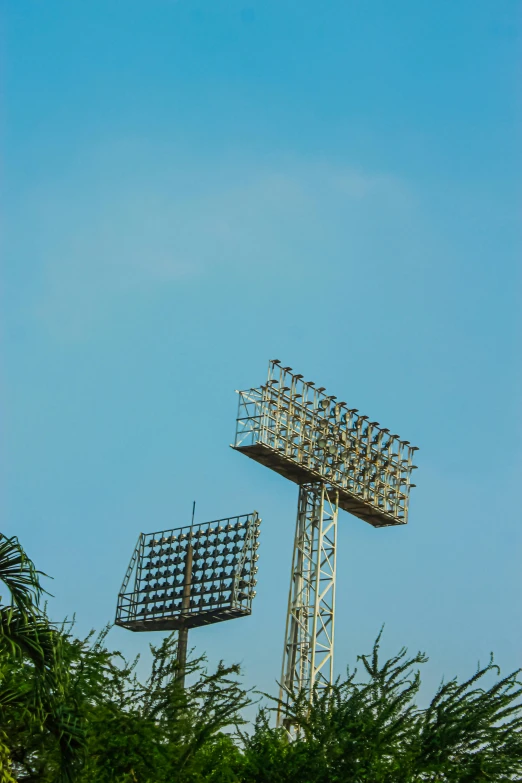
[278,483,338,723]
[232,359,417,717]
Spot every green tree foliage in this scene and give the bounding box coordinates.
[1,536,521,782]
[259,630,522,782]
[0,535,89,783]
[2,622,251,783]
[77,632,251,783]
[0,535,54,670]
[0,534,55,783]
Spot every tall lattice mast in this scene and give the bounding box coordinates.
[232,360,418,719]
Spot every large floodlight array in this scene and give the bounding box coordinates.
[115,512,260,633]
[234,360,418,527]
[232,360,418,722]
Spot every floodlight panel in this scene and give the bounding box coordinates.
[232,361,418,528]
[115,512,260,632]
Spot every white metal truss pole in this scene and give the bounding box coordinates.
[277,483,338,725]
[310,487,338,690]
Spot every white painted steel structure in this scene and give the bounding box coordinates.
[232,360,418,721]
[280,483,338,704]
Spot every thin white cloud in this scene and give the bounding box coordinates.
[16,152,416,339]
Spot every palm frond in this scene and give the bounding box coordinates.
[0,606,57,670]
[0,535,49,614]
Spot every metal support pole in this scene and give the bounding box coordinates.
[176,541,193,688]
[176,626,189,686]
[278,483,338,725]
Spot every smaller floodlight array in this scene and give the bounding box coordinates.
[233,361,418,527]
[116,512,260,632]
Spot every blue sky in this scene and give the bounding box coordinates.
[1,0,521,703]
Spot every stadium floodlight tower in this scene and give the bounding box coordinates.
[232,360,418,717]
[115,510,261,687]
